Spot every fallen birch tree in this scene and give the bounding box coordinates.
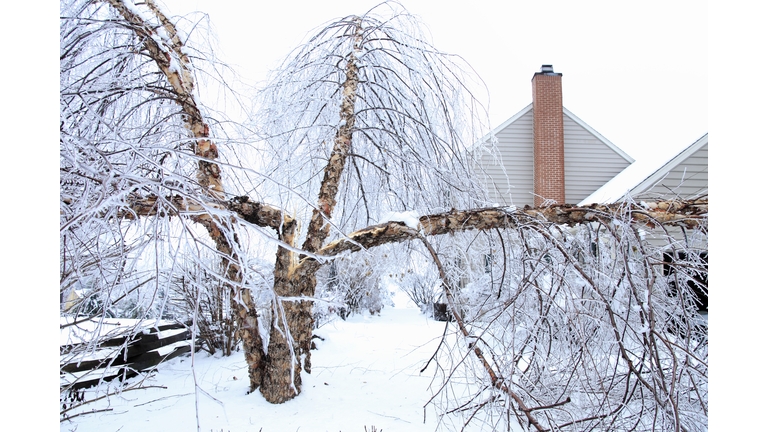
[61,1,707,429]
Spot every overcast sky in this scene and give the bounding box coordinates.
[162,0,707,166]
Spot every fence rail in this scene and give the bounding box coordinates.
[60,322,195,391]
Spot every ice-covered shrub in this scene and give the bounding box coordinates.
[315,248,396,321]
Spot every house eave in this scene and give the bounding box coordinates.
[628,133,708,197]
[472,103,533,151]
[578,132,709,206]
[473,105,634,165]
[563,107,635,164]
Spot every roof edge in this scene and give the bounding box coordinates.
[563,107,635,164]
[473,104,636,169]
[628,133,708,196]
[472,103,533,150]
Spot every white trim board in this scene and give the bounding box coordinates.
[628,133,708,197]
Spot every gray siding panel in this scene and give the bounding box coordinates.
[475,109,632,207]
[563,114,632,204]
[475,110,534,207]
[636,144,708,200]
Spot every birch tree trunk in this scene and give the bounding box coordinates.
[105,0,267,390]
[70,3,707,416]
[258,21,362,403]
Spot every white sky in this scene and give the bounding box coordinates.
[163,0,707,165]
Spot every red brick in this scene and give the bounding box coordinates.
[532,66,565,207]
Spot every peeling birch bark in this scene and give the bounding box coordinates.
[127,194,707,281]
[259,19,364,403]
[106,0,266,393]
[290,199,709,276]
[126,190,706,404]
[108,1,707,404]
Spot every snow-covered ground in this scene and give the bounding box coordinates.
[61,294,452,432]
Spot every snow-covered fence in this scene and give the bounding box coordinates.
[60,322,193,391]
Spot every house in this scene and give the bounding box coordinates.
[580,133,708,205]
[468,65,708,314]
[474,64,707,209]
[474,65,635,208]
[581,132,709,312]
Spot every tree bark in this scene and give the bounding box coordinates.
[259,19,363,403]
[107,0,266,392]
[110,1,709,405]
[128,189,706,403]
[292,199,708,276]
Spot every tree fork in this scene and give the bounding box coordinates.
[109,3,705,401]
[258,18,364,403]
[127,195,707,282]
[126,192,706,404]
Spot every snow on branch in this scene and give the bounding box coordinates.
[106,0,224,198]
[311,198,707,258]
[125,193,706,276]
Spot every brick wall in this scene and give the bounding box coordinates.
[532,67,565,206]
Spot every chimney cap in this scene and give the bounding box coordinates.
[533,64,562,79]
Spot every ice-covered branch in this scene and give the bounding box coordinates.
[307,198,708,260]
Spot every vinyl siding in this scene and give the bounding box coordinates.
[475,108,632,207]
[563,114,632,204]
[630,136,708,248]
[634,144,708,201]
[475,109,534,207]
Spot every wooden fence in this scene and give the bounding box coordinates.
[60,322,195,391]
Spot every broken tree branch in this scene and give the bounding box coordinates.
[297,198,707,272]
[123,195,707,279]
[418,234,546,431]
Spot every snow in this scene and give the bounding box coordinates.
[122,0,143,17]
[578,158,662,205]
[60,318,177,346]
[378,211,421,230]
[153,340,189,357]
[61,307,450,432]
[578,135,705,206]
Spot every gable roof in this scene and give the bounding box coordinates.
[579,133,708,205]
[474,104,636,207]
[628,133,708,198]
[472,103,534,151]
[474,104,635,165]
[563,107,634,164]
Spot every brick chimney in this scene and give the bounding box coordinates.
[532,64,565,207]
